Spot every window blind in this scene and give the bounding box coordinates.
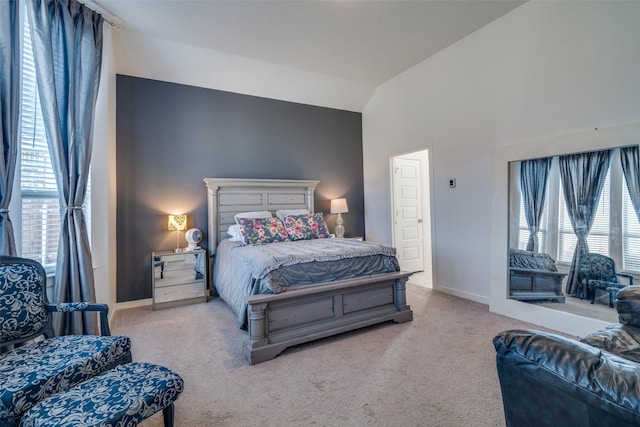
[20,18,60,269]
[623,183,640,271]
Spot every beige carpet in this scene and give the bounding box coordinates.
[111,284,554,427]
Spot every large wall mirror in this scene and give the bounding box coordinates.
[507,146,640,324]
[490,122,640,336]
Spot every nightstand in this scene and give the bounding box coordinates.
[152,249,207,310]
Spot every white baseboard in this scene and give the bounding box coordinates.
[434,285,490,306]
[114,298,152,315]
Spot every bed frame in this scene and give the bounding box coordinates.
[203,178,413,364]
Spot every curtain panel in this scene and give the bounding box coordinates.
[520,158,552,252]
[559,149,612,297]
[0,0,19,256]
[26,0,103,335]
[621,145,640,223]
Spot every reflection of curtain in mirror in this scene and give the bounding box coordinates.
[559,150,612,296]
[621,146,640,222]
[520,158,551,252]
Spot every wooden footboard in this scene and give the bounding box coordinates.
[245,271,413,364]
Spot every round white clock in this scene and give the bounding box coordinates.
[185,228,203,251]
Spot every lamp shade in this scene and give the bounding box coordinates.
[330,198,348,214]
[168,214,187,231]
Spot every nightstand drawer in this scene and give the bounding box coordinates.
[154,282,205,304]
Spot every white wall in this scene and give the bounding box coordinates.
[91,24,118,311]
[111,31,374,113]
[362,0,640,325]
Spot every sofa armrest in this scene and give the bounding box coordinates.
[581,324,640,363]
[494,329,640,426]
[46,303,111,336]
[616,286,640,327]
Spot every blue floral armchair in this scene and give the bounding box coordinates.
[0,256,132,427]
[578,252,634,307]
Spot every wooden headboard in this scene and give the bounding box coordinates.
[202,178,320,255]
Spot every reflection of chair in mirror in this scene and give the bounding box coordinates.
[578,252,634,307]
[508,248,567,302]
[153,256,165,279]
[194,252,204,280]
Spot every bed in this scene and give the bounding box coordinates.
[204,178,413,364]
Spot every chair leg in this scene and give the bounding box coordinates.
[607,287,621,308]
[609,292,615,308]
[163,403,175,427]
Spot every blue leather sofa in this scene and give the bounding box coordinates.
[493,285,640,427]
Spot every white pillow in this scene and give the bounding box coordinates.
[234,211,272,221]
[226,224,243,242]
[275,209,310,220]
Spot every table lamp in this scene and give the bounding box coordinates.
[330,198,348,238]
[168,214,187,252]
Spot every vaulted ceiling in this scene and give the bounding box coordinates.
[92,0,525,87]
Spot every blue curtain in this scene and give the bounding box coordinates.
[621,146,640,223]
[520,158,551,252]
[559,150,611,296]
[26,0,103,335]
[0,0,19,256]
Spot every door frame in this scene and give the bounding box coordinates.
[390,148,436,288]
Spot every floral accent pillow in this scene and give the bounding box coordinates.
[236,217,290,244]
[284,213,330,241]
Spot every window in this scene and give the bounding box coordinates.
[515,151,640,276]
[623,182,640,271]
[19,12,90,271]
[20,17,59,269]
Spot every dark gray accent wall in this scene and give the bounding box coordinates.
[116,75,364,302]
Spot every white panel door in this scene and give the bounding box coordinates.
[392,157,424,272]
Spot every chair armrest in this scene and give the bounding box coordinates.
[510,267,567,277]
[587,279,626,289]
[617,273,634,285]
[46,302,111,336]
